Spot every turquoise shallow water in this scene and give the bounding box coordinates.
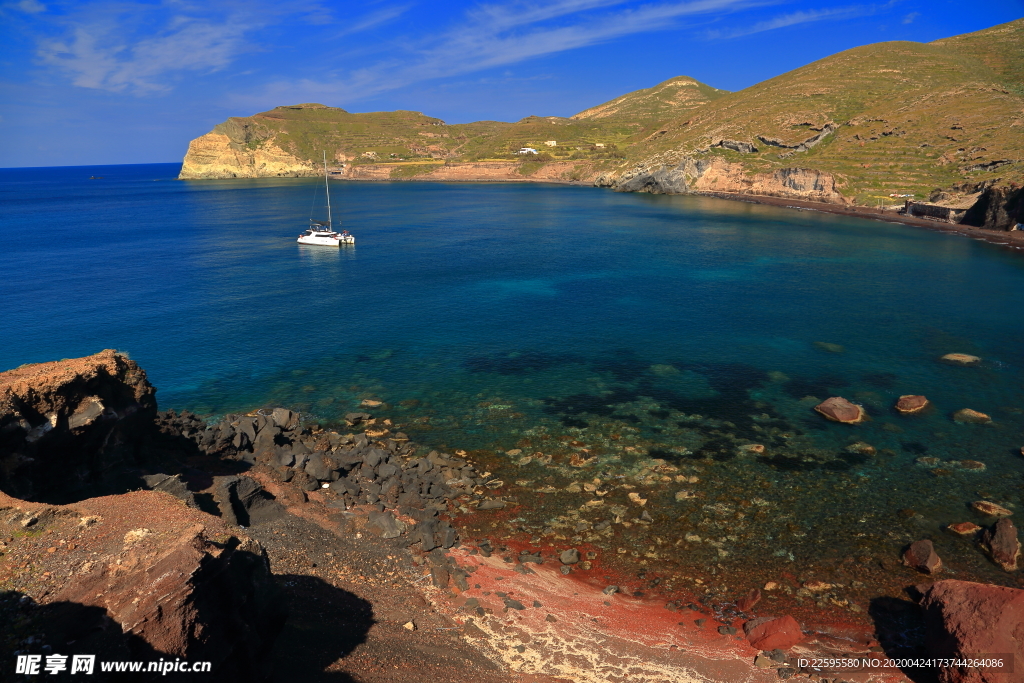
[2,163,1023,591]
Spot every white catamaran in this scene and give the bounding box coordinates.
[298,152,354,246]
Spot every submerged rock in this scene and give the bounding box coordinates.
[903,539,943,574]
[972,501,1013,517]
[813,341,845,353]
[813,397,867,424]
[940,353,981,365]
[953,408,992,424]
[895,395,929,414]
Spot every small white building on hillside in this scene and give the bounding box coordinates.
[517,148,538,154]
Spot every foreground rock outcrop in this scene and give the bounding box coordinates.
[0,350,158,500]
[918,580,1024,683]
[0,490,286,680]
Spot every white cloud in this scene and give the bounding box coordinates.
[239,0,767,108]
[715,4,872,38]
[902,11,919,24]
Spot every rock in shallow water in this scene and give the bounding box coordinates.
[940,353,981,365]
[895,395,929,414]
[982,518,1020,572]
[972,500,1013,517]
[903,539,943,574]
[953,408,992,424]
[813,397,867,424]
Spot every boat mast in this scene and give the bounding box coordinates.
[323,151,332,228]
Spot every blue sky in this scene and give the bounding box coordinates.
[1,0,1021,167]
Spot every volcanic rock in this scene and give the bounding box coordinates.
[0,350,157,500]
[972,501,1013,517]
[940,353,981,365]
[743,615,804,651]
[982,518,1020,572]
[953,409,992,424]
[559,548,580,565]
[903,539,943,574]
[895,395,929,414]
[918,580,1024,683]
[813,397,867,424]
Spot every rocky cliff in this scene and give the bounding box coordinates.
[602,156,849,204]
[179,132,317,179]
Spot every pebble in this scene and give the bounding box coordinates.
[602,585,619,595]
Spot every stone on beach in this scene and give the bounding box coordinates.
[813,397,867,424]
[895,395,929,414]
[743,615,804,651]
[559,548,580,565]
[972,501,1013,517]
[953,408,992,424]
[903,539,943,574]
[940,353,981,365]
[982,518,1020,572]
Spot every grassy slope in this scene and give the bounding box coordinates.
[617,19,1024,204]
[205,76,728,167]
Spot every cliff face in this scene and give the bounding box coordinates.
[179,131,317,179]
[604,157,849,204]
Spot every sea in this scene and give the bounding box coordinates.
[3,163,1023,607]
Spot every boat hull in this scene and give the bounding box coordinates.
[298,235,341,246]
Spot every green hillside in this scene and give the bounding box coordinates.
[572,75,729,121]
[616,19,1024,204]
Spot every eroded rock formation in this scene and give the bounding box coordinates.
[607,156,850,204]
[0,350,157,500]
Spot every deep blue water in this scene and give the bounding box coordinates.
[3,163,1023,582]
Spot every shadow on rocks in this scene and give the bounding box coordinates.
[1,591,193,682]
[271,574,374,682]
[867,594,939,683]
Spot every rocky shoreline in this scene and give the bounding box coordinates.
[3,351,1023,682]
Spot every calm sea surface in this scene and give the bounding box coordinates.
[3,163,1023,596]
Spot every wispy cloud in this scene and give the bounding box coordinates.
[902,11,919,24]
[22,1,408,94]
[239,0,768,108]
[333,3,412,37]
[713,4,873,38]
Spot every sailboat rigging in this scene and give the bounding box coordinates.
[297,152,354,246]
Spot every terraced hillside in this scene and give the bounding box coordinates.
[608,19,1024,207]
